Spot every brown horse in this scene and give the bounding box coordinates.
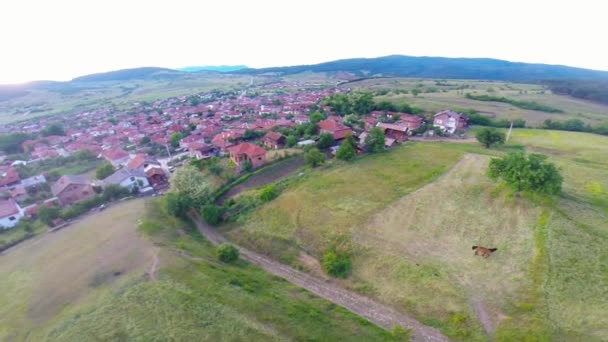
[472,246,497,258]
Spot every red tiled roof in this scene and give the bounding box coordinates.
[102,148,129,161]
[263,131,284,143]
[227,143,266,158]
[126,154,147,170]
[0,198,20,218]
[0,166,20,187]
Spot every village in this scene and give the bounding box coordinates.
[0,80,469,231]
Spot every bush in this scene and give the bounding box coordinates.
[38,206,61,226]
[317,133,335,149]
[259,184,278,202]
[286,135,297,148]
[95,162,115,180]
[322,249,351,278]
[391,325,412,341]
[488,152,563,195]
[201,204,223,226]
[475,128,506,148]
[304,148,325,168]
[336,134,356,161]
[364,127,385,153]
[216,243,239,263]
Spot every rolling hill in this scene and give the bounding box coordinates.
[237,55,608,82]
[178,65,248,73]
[71,67,184,82]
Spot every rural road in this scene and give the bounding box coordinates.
[190,214,449,342]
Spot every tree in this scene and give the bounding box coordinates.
[102,184,130,201]
[201,204,223,226]
[475,128,505,148]
[95,162,115,180]
[216,243,239,263]
[488,152,563,194]
[259,184,278,202]
[364,127,385,153]
[170,164,212,207]
[140,136,151,145]
[38,206,60,226]
[336,135,356,161]
[304,148,325,167]
[285,135,297,148]
[309,111,325,125]
[41,124,66,137]
[241,159,252,172]
[170,132,182,148]
[352,92,374,114]
[0,133,32,154]
[165,192,192,218]
[317,133,335,149]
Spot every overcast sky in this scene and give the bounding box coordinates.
[1,0,606,84]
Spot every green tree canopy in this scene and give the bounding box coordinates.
[488,152,563,195]
[0,133,33,154]
[317,133,335,149]
[170,132,182,148]
[285,135,297,148]
[170,164,212,207]
[201,204,224,226]
[336,134,356,161]
[304,148,325,168]
[309,112,325,125]
[95,162,115,180]
[42,124,66,137]
[475,128,505,148]
[364,127,385,153]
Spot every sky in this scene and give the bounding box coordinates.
[1,0,606,84]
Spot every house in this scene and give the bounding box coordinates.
[145,165,168,189]
[103,168,150,191]
[227,143,267,171]
[318,119,352,141]
[50,175,95,207]
[0,198,23,229]
[101,148,130,167]
[126,154,160,171]
[377,122,409,142]
[261,131,285,149]
[179,134,204,149]
[400,114,424,131]
[0,166,20,189]
[188,142,215,159]
[433,110,468,134]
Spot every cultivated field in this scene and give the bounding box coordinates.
[345,78,608,126]
[0,198,395,341]
[227,131,608,341]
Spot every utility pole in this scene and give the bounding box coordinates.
[506,121,513,142]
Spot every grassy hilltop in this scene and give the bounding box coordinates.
[224,130,608,341]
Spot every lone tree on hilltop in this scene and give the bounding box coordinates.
[488,152,563,195]
[476,128,505,148]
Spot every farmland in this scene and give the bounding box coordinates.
[225,130,608,341]
[344,78,608,126]
[0,199,395,341]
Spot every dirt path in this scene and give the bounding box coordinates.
[216,157,304,204]
[190,213,448,342]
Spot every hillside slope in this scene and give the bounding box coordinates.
[238,55,608,81]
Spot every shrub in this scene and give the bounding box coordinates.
[259,184,278,202]
[322,249,351,278]
[304,148,325,168]
[96,162,115,180]
[364,127,385,153]
[317,133,335,149]
[216,243,239,263]
[286,135,297,148]
[201,204,223,226]
[391,325,412,341]
[38,206,61,226]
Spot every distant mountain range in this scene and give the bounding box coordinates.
[236,55,608,82]
[177,65,248,73]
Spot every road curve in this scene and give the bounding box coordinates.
[190,213,448,342]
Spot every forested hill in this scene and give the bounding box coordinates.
[544,79,608,105]
[237,55,608,82]
[71,67,183,82]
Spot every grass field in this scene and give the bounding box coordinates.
[0,197,396,341]
[345,78,608,126]
[226,131,608,341]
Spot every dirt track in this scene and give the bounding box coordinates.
[191,214,448,342]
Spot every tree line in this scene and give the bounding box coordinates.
[465,93,563,113]
[544,79,608,105]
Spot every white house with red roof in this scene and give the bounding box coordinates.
[0,198,24,229]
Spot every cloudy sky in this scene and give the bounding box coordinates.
[1,0,605,83]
